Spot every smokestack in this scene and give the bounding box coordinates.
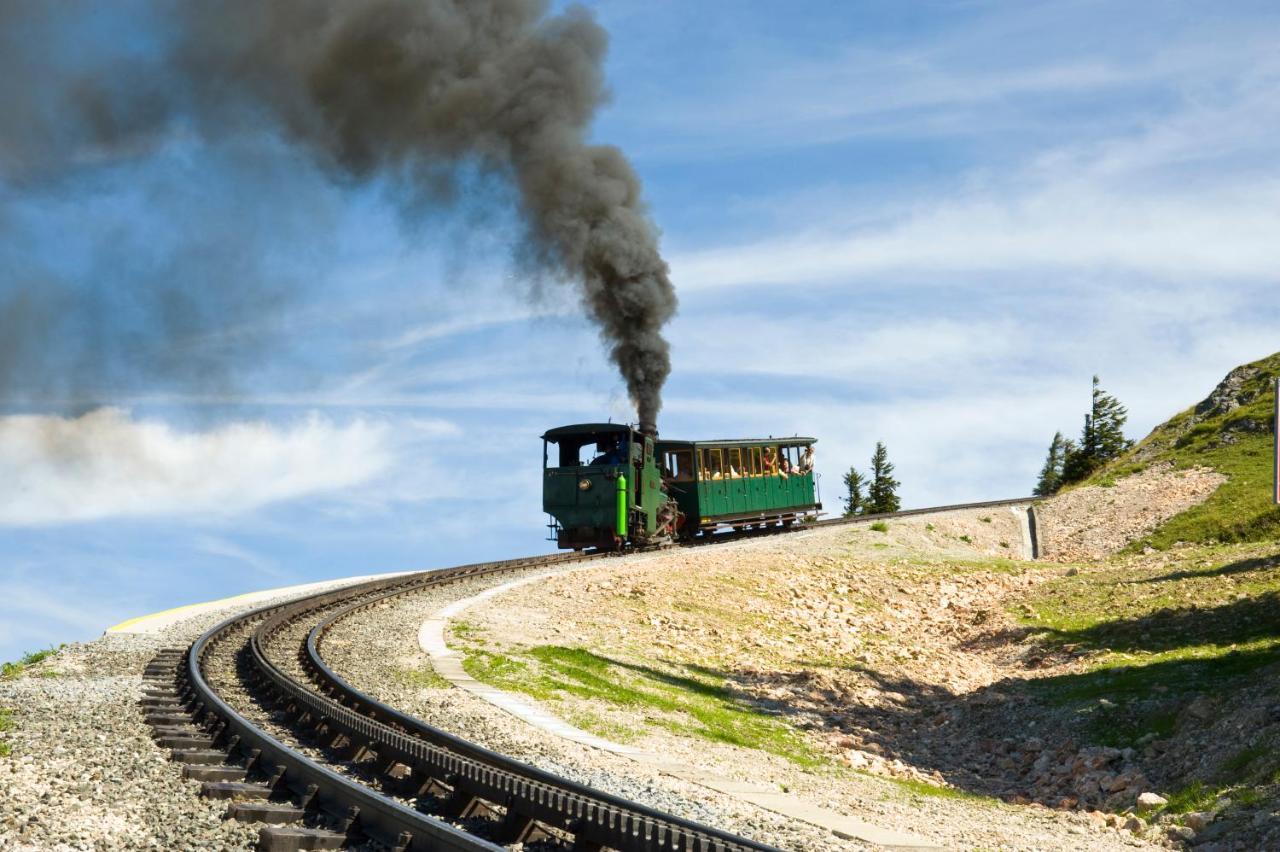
[639,421,658,439]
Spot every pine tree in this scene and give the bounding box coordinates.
[1033,431,1065,496]
[1089,375,1132,461]
[1060,414,1096,485]
[842,467,866,517]
[866,441,901,514]
[1058,376,1132,487]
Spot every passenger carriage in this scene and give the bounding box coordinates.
[656,437,820,535]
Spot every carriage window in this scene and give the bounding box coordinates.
[750,447,762,476]
[728,448,743,478]
[707,449,724,479]
[664,451,694,482]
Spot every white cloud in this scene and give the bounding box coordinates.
[0,408,394,525]
[670,179,1280,292]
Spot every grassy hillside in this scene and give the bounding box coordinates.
[1087,352,1280,550]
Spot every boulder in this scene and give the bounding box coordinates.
[1135,791,1168,813]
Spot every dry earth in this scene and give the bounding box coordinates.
[1035,465,1225,561]
[453,510,1164,850]
[439,465,1234,850]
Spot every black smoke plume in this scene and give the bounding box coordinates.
[0,0,676,423]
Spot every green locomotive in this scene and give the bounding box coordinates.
[542,423,820,550]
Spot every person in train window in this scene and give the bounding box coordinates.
[762,446,778,474]
[798,445,814,474]
[591,438,627,466]
[779,455,792,477]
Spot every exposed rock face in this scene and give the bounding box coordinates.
[1194,365,1263,420]
[1035,464,1226,561]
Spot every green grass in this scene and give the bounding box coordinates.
[1,646,61,680]
[1163,781,1221,814]
[0,706,12,757]
[888,775,997,804]
[1222,744,1268,774]
[869,521,889,533]
[1084,351,1280,550]
[1013,543,1280,752]
[396,666,452,690]
[460,645,825,767]
[958,535,972,544]
[979,516,992,523]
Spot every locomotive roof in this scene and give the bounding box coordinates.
[657,437,816,448]
[541,423,632,441]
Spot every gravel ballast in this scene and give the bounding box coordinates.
[0,576,405,852]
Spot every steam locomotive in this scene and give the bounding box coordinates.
[542,423,820,550]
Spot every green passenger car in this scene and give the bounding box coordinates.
[542,423,821,550]
[656,437,820,534]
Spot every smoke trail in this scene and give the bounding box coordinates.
[175,0,676,424]
[0,0,677,423]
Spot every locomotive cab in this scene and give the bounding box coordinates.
[542,423,676,550]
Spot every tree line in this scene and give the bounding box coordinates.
[1034,375,1132,496]
[842,440,900,516]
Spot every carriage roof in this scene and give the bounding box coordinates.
[657,437,816,449]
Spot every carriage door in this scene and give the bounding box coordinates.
[727,448,745,514]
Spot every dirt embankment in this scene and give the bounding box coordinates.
[1036,464,1225,561]
[457,462,1272,850]
[459,512,1161,851]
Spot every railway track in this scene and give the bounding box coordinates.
[141,497,1035,851]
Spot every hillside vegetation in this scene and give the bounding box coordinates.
[1086,352,1280,549]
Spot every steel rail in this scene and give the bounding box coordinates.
[176,555,591,851]
[183,577,506,850]
[162,494,1035,851]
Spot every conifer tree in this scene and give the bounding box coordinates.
[1033,431,1065,496]
[1058,376,1132,486]
[866,442,901,514]
[1089,375,1132,460]
[1060,414,1096,484]
[842,467,866,517]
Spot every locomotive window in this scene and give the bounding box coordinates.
[750,447,762,476]
[707,449,724,479]
[664,451,694,482]
[676,451,694,481]
[727,448,743,478]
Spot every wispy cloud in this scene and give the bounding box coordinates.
[671,177,1280,291]
[0,408,394,525]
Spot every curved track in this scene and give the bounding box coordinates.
[142,497,1034,851]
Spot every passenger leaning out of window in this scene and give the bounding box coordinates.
[798,445,814,474]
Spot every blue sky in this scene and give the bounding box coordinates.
[3,1,1279,660]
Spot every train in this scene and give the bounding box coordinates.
[542,422,821,550]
